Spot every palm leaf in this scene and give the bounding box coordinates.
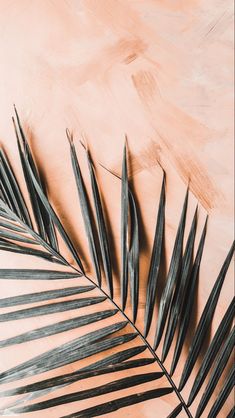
[161,205,197,362]
[0,296,106,322]
[0,198,69,265]
[24,160,84,271]
[194,326,234,418]
[97,154,140,321]
[128,187,139,323]
[227,406,235,418]
[0,269,80,279]
[205,365,234,418]
[188,297,234,405]
[0,285,94,307]
[6,372,164,414]
[0,228,38,244]
[170,217,208,376]
[0,321,129,384]
[13,108,58,250]
[0,218,26,232]
[0,178,14,210]
[144,171,165,337]
[67,130,100,280]
[121,141,129,311]
[0,149,32,226]
[178,240,235,391]
[0,116,233,418]
[86,147,113,296]
[5,118,84,271]
[13,115,47,242]
[0,309,116,348]
[166,403,183,418]
[0,238,59,262]
[153,188,188,350]
[0,355,155,397]
[60,388,174,418]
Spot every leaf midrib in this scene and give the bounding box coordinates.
[70,264,193,418]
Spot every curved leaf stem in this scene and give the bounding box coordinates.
[71,265,192,418]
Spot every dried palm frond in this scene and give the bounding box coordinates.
[0,109,234,418]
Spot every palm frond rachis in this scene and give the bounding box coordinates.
[0,109,234,418]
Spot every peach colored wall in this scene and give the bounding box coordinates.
[0,1,234,417]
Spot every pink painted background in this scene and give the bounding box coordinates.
[0,1,234,417]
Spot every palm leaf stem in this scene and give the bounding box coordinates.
[94,161,194,416]
[68,264,193,418]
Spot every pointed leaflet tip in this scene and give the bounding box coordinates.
[124,134,128,146]
[66,128,73,145]
[12,112,59,250]
[12,116,20,143]
[79,139,87,151]
[166,403,183,418]
[13,106,27,147]
[79,131,89,152]
[26,159,84,272]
